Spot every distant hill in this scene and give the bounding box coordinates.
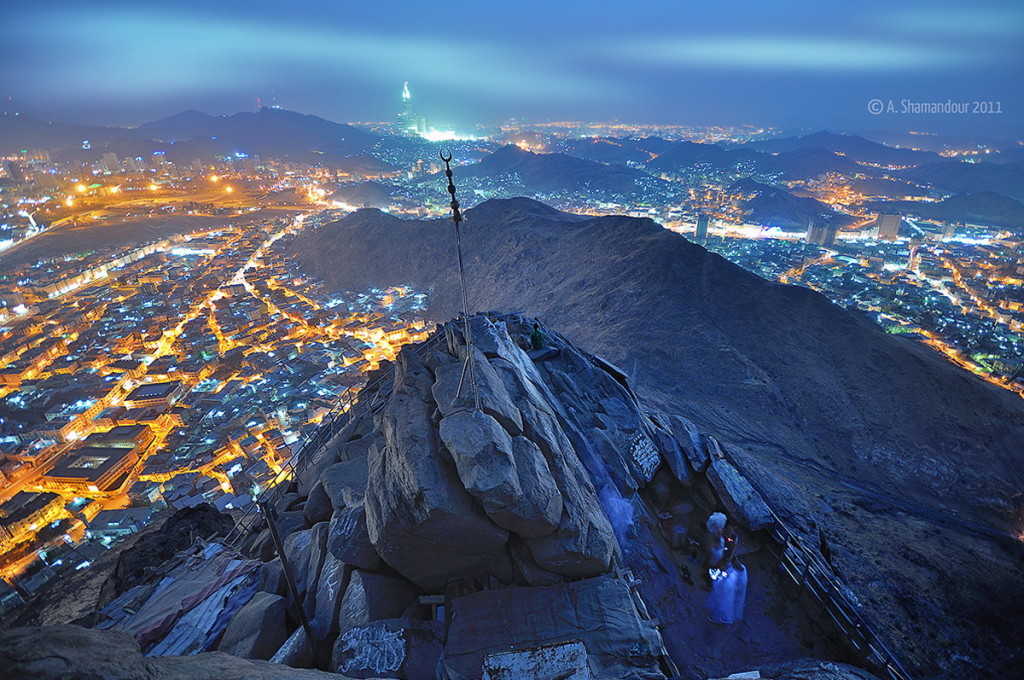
[0,107,380,167]
[0,114,125,154]
[557,137,663,165]
[729,178,857,231]
[135,109,217,141]
[454,144,659,197]
[850,176,929,199]
[899,161,1024,201]
[130,107,378,164]
[646,140,753,174]
[744,131,938,166]
[647,141,862,179]
[329,181,406,209]
[861,191,1024,231]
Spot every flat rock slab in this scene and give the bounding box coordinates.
[706,459,774,531]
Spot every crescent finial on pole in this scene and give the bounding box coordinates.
[438,148,479,411]
[440,149,463,225]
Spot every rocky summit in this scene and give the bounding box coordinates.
[4,313,883,680]
[290,197,1024,679]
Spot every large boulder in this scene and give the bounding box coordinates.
[301,521,331,615]
[332,618,444,680]
[310,553,348,640]
[302,482,333,526]
[433,346,524,435]
[443,575,667,680]
[706,458,774,531]
[437,409,562,537]
[319,457,370,510]
[259,557,287,597]
[364,351,511,590]
[0,625,149,680]
[336,569,421,632]
[217,591,289,660]
[0,625,348,680]
[327,504,380,571]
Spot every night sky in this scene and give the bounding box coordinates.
[4,0,1022,135]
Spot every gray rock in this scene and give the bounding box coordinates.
[282,528,314,597]
[258,557,287,597]
[275,510,307,541]
[331,618,443,680]
[328,504,380,571]
[297,443,340,497]
[438,409,561,537]
[310,553,348,640]
[217,591,289,660]
[706,458,774,531]
[704,433,727,461]
[443,575,667,680]
[320,457,369,510]
[0,624,349,680]
[302,481,333,526]
[335,433,376,461]
[433,346,523,435]
[518,403,617,578]
[651,424,692,484]
[302,521,331,616]
[269,627,315,669]
[0,625,149,680]
[252,528,277,562]
[364,352,511,590]
[669,415,708,473]
[336,570,421,632]
[146,651,348,679]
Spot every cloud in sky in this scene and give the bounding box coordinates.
[8,10,613,104]
[612,36,989,73]
[2,0,1020,131]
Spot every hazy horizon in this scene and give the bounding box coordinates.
[3,0,1022,137]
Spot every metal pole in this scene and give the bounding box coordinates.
[259,500,317,651]
[439,150,480,411]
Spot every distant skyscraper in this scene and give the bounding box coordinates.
[398,82,418,136]
[874,213,903,240]
[806,217,837,247]
[2,161,25,184]
[695,213,709,241]
[101,152,119,173]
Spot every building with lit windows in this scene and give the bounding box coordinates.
[43,446,140,494]
[123,381,183,410]
[0,492,64,548]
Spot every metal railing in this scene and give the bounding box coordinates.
[721,449,914,680]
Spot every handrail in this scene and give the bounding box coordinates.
[720,449,914,680]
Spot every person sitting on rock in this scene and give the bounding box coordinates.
[705,512,748,624]
[530,322,546,351]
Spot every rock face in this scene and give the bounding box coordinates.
[26,314,885,680]
[217,313,797,679]
[0,624,349,680]
[363,317,631,590]
[217,591,289,660]
[291,196,1024,679]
